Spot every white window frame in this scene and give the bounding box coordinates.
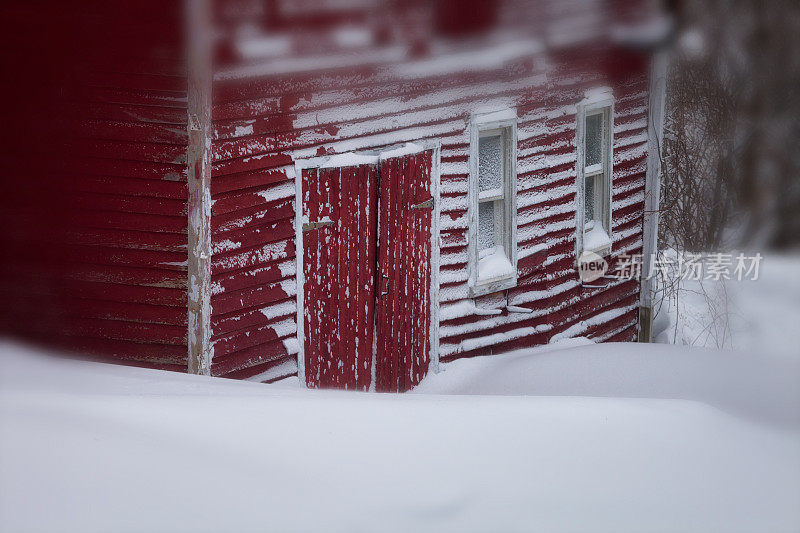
[468,108,518,297]
[576,89,614,258]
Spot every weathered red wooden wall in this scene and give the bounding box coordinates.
[0,2,190,369]
[0,0,656,383]
[302,163,378,390]
[376,150,433,392]
[204,0,655,383]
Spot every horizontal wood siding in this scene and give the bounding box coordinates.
[0,3,189,369]
[208,0,653,382]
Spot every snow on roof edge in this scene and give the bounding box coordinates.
[319,152,380,168]
[379,142,424,160]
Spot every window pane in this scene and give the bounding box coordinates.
[585,113,603,168]
[584,174,595,222]
[478,134,503,193]
[478,201,495,251]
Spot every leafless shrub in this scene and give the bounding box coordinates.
[660,0,800,252]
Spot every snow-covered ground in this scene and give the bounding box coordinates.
[1,338,798,533]
[653,252,800,357]
[1,253,798,532]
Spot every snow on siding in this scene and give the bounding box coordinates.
[208,0,652,379]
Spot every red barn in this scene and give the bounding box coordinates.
[0,0,668,391]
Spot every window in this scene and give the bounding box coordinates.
[577,90,614,257]
[469,108,518,296]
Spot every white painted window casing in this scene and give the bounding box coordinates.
[576,89,614,258]
[468,108,518,297]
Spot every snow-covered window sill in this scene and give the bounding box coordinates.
[582,224,612,257]
[471,246,517,296]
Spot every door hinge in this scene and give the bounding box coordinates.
[302,220,335,232]
[411,198,434,210]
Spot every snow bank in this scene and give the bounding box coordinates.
[1,339,798,533]
[417,339,799,425]
[654,252,800,357]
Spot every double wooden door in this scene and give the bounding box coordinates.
[300,148,434,392]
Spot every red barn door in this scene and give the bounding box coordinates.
[300,147,434,392]
[376,149,434,392]
[301,162,378,390]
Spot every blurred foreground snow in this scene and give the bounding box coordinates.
[1,338,798,533]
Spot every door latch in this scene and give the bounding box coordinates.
[411,198,434,210]
[302,220,335,232]
[381,274,390,296]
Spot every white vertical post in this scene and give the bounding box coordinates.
[186,0,213,374]
[639,50,668,342]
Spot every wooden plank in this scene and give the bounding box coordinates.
[66,192,187,217]
[393,155,405,391]
[211,197,294,234]
[211,277,293,316]
[380,153,399,391]
[70,175,188,200]
[210,219,294,255]
[340,166,353,388]
[1,295,188,326]
[356,165,368,389]
[302,168,319,386]
[415,151,432,386]
[212,318,294,359]
[59,118,188,145]
[68,210,187,234]
[211,239,294,276]
[46,336,188,366]
[56,228,186,253]
[61,263,187,288]
[416,151,433,382]
[383,155,400,391]
[211,296,295,337]
[210,260,292,294]
[321,167,337,387]
[377,154,392,390]
[63,138,187,165]
[401,154,414,391]
[0,314,186,345]
[62,156,187,181]
[211,167,290,197]
[211,180,294,215]
[0,277,186,307]
[222,353,296,381]
[211,337,290,377]
[40,244,187,271]
[362,164,378,390]
[375,155,390,390]
[64,101,188,125]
